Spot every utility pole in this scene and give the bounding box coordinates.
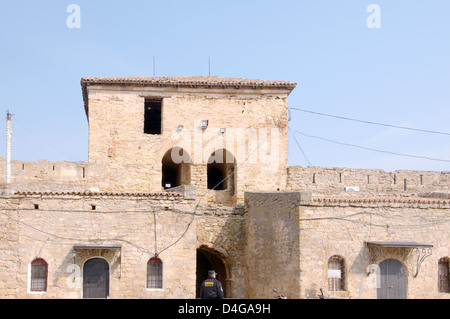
[6,111,11,184]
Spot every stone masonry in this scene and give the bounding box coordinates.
[0,76,448,299]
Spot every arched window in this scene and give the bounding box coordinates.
[438,257,450,293]
[328,255,345,291]
[162,147,191,189]
[31,258,48,292]
[207,149,235,192]
[147,257,163,289]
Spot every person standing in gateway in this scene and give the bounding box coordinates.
[200,270,224,299]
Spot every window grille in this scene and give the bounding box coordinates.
[438,258,449,293]
[31,258,48,292]
[328,255,345,291]
[147,258,163,289]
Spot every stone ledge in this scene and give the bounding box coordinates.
[311,195,450,207]
[12,190,183,198]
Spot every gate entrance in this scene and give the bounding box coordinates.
[377,259,407,299]
[196,246,231,298]
[83,258,110,299]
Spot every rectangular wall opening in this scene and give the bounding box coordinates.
[144,99,162,135]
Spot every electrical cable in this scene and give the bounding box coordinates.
[289,127,312,166]
[289,107,450,136]
[292,130,450,163]
[157,139,266,256]
[4,109,449,256]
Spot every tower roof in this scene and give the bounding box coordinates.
[81,75,296,89]
[81,75,297,118]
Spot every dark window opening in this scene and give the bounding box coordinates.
[161,147,191,189]
[34,204,39,210]
[162,163,178,189]
[144,99,162,135]
[207,149,236,192]
[31,258,48,292]
[207,166,225,190]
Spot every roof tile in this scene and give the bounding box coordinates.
[81,76,297,89]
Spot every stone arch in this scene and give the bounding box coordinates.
[196,245,233,298]
[207,149,236,192]
[161,146,191,189]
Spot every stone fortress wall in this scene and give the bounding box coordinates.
[0,158,89,193]
[286,166,450,196]
[2,155,450,198]
[0,76,448,299]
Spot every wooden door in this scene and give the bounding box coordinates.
[377,259,407,299]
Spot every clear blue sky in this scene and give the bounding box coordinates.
[1,1,449,172]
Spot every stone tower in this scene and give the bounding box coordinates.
[81,76,296,205]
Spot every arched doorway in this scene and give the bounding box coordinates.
[162,147,191,189]
[196,246,232,298]
[83,258,110,299]
[377,259,407,299]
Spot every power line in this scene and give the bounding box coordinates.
[292,130,450,163]
[158,139,266,256]
[289,127,312,166]
[289,107,450,136]
[1,207,447,240]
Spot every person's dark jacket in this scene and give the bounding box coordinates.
[199,278,224,299]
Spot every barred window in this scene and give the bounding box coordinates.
[328,255,345,291]
[31,258,48,292]
[147,258,163,289]
[438,258,450,293]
